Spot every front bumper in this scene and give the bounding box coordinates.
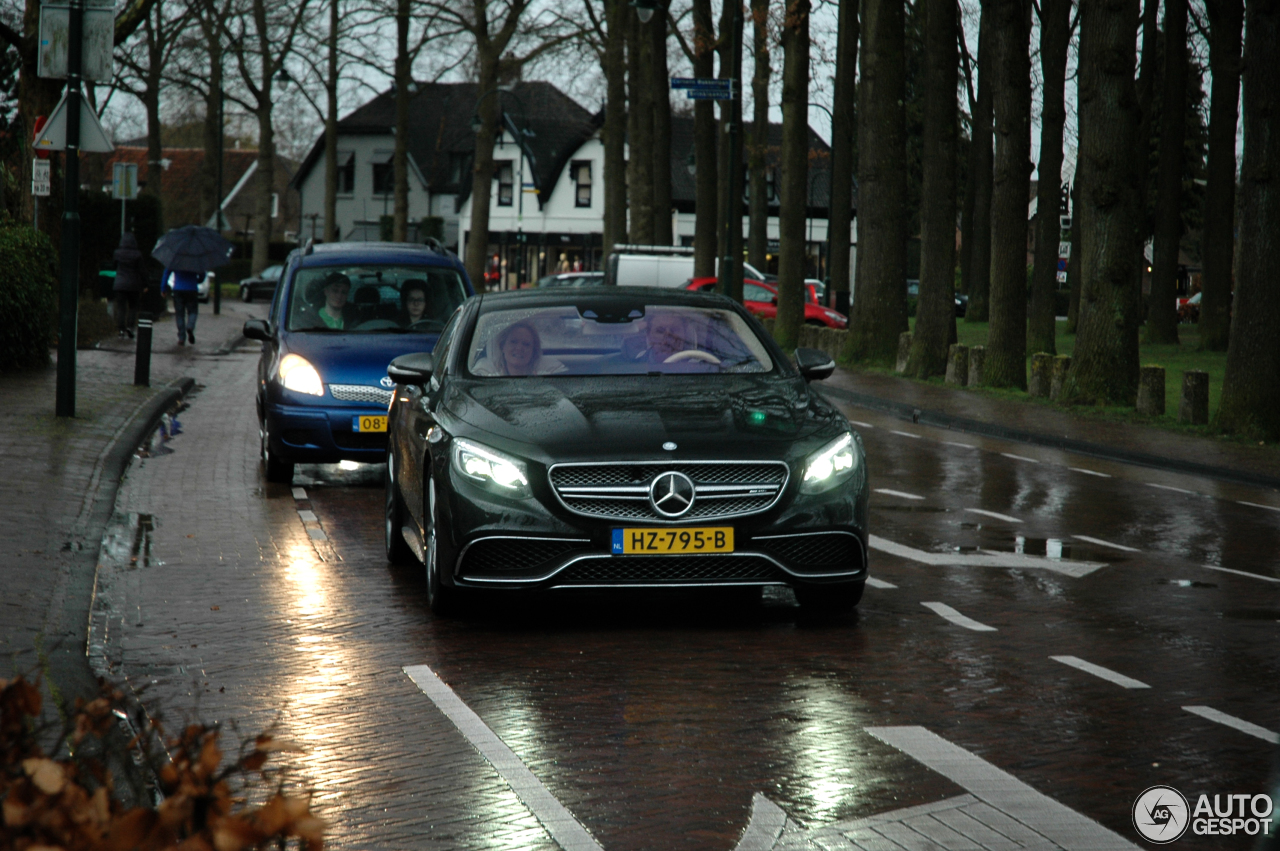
[267,402,390,464]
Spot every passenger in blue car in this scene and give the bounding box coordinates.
[398,280,430,327]
[296,273,359,329]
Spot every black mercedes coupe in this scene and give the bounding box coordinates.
[383,287,869,615]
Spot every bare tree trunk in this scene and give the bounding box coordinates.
[843,0,908,364]
[143,11,165,227]
[323,0,338,242]
[964,6,993,322]
[692,0,718,276]
[1198,0,1243,351]
[905,0,956,378]
[1061,0,1142,405]
[717,0,745,302]
[747,0,772,273]
[253,107,274,274]
[983,0,1030,389]
[775,0,810,350]
[200,18,223,229]
[826,0,858,310]
[1145,0,1188,344]
[1028,0,1069,355]
[392,0,410,242]
[627,13,655,244]
[1215,0,1280,439]
[464,55,501,286]
[651,13,673,245]
[602,0,629,257]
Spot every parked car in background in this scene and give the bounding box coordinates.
[242,242,474,483]
[1177,291,1201,323]
[906,281,967,319]
[686,278,848,329]
[606,247,770,288]
[806,278,827,303]
[239,264,286,303]
[535,271,605,288]
[197,271,213,303]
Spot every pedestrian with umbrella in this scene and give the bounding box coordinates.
[151,225,234,347]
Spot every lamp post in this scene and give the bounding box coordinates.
[55,0,85,416]
[471,88,533,289]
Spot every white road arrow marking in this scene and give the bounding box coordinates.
[921,601,997,632]
[869,534,1105,578]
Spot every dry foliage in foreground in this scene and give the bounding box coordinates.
[1,675,325,851]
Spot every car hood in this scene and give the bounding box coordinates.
[282,332,437,387]
[441,374,842,461]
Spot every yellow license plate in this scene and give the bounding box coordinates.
[612,527,734,555]
[353,415,387,433]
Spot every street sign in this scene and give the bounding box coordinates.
[686,88,735,100]
[1056,271,1068,284]
[32,160,51,197]
[37,5,114,81]
[670,77,734,100]
[32,89,115,153]
[1058,241,1071,259]
[112,162,138,200]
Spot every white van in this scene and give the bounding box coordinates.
[604,245,770,288]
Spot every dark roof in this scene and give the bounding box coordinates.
[668,116,855,217]
[291,81,600,208]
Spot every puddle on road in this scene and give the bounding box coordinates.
[875,505,949,513]
[1155,579,1217,589]
[1220,608,1280,621]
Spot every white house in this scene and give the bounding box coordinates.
[291,81,855,286]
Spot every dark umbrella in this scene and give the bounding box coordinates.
[151,225,235,274]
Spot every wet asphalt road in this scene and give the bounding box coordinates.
[100,350,1280,851]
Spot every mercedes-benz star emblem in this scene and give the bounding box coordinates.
[649,471,696,518]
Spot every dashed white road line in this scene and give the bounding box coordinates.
[291,486,308,500]
[865,577,897,589]
[921,602,996,632]
[1182,706,1280,744]
[943,441,977,449]
[1000,452,1040,463]
[1072,534,1140,553]
[298,509,318,522]
[849,420,874,429]
[965,507,1023,524]
[890,429,923,439]
[1199,563,1280,584]
[404,665,604,851]
[1049,655,1150,689]
[1070,467,1111,478]
[873,488,925,501]
[1147,482,1195,494]
[1239,500,1280,513]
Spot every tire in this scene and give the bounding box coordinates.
[424,528,459,616]
[241,286,252,303]
[805,319,826,327]
[261,420,294,484]
[384,460,416,565]
[794,581,864,614]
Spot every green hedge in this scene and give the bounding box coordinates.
[0,221,58,371]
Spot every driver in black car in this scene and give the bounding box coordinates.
[637,310,693,363]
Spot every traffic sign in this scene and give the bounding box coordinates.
[32,89,115,153]
[670,77,734,99]
[32,160,51,197]
[112,162,138,200]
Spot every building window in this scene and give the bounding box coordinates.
[449,152,470,186]
[766,168,779,204]
[496,161,513,206]
[336,151,355,194]
[572,161,592,207]
[372,152,394,195]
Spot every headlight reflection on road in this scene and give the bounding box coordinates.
[778,675,871,823]
[278,547,355,803]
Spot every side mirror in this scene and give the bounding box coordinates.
[794,347,835,382]
[771,296,779,305]
[243,319,271,341]
[388,352,435,386]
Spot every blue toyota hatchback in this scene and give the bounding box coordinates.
[243,241,473,482]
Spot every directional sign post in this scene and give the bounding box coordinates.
[31,159,51,197]
[112,162,138,236]
[670,77,735,101]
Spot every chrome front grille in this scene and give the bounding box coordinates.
[548,461,788,522]
[552,554,781,585]
[329,384,393,405]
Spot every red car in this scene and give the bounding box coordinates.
[686,278,848,329]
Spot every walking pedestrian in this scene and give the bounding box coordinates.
[112,232,145,339]
[162,265,201,346]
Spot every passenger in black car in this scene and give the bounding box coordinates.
[473,320,566,376]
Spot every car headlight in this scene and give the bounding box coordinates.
[801,432,860,493]
[451,438,531,497]
[279,353,324,396]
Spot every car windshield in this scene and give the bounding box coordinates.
[285,264,467,333]
[465,301,774,377]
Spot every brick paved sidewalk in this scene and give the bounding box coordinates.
[820,367,1280,490]
[0,300,261,703]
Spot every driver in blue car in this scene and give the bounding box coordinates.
[297,272,358,329]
